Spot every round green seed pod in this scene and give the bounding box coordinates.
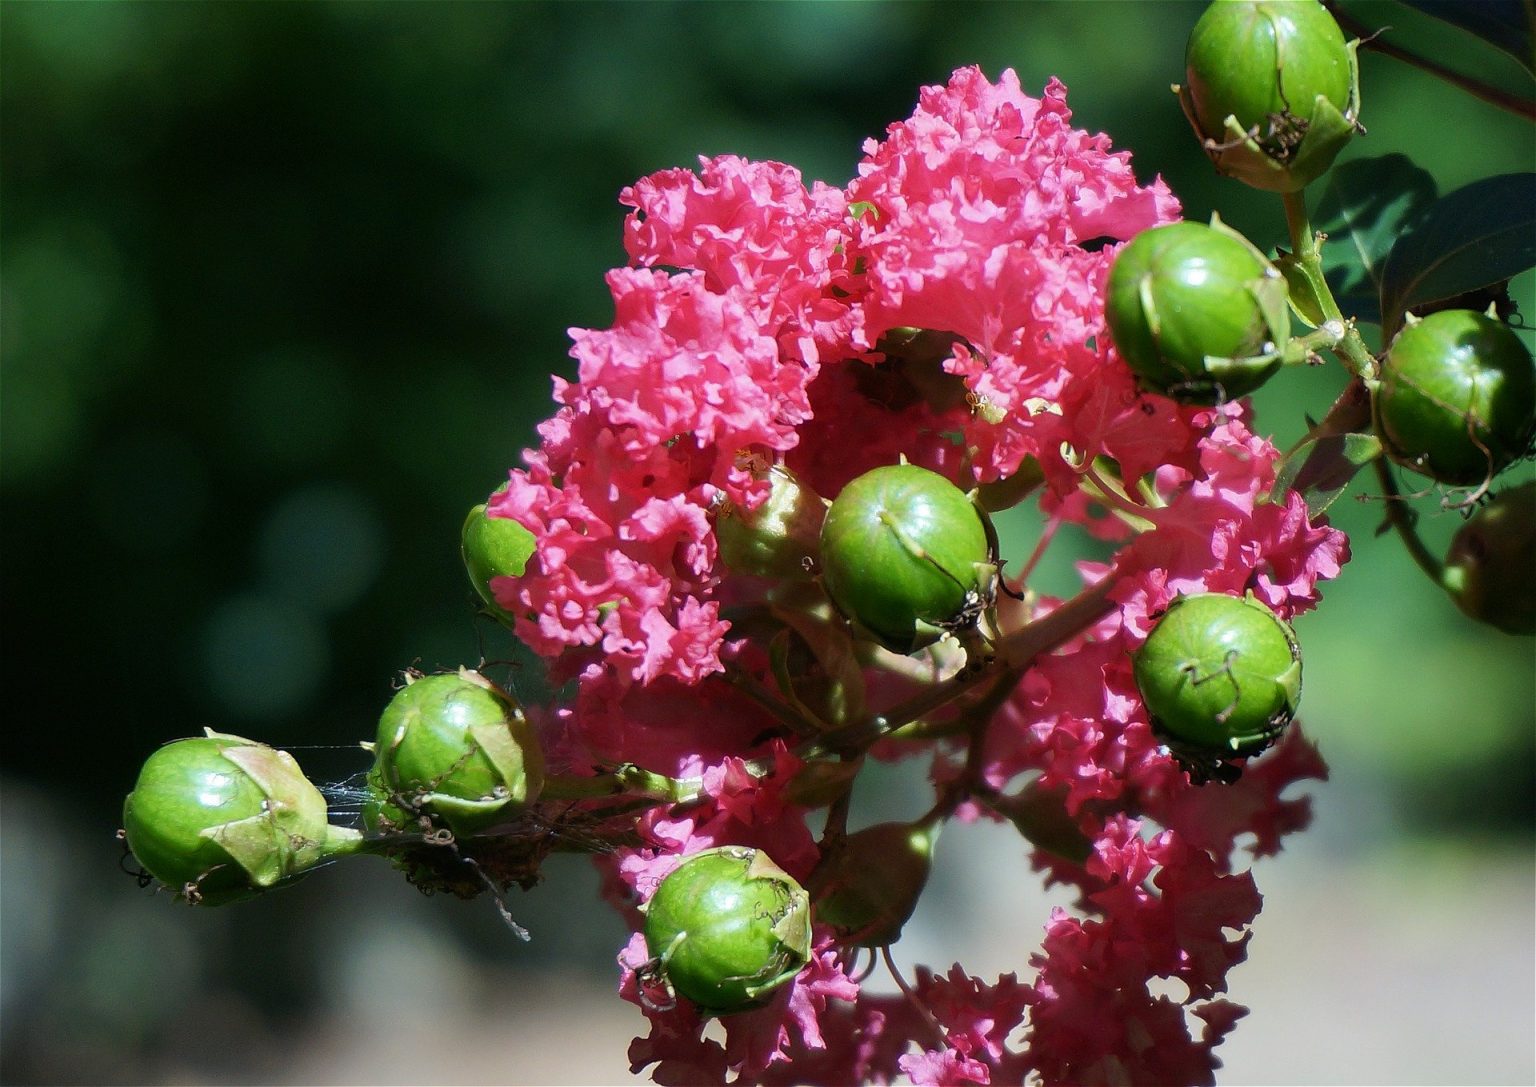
[643,846,812,1014]
[809,820,937,948]
[1376,310,1536,486]
[1106,219,1290,403]
[462,488,536,622]
[1443,482,1536,635]
[122,731,336,904]
[368,669,545,836]
[818,464,993,653]
[1133,593,1302,766]
[1180,0,1359,192]
[715,465,826,579]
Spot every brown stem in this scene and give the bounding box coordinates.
[786,572,1120,765]
[882,946,949,1050]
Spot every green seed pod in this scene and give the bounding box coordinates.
[818,464,994,653]
[1106,218,1290,403]
[462,487,536,623]
[1177,0,1361,192]
[715,465,826,579]
[1443,482,1536,636]
[642,846,812,1014]
[368,669,545,837]
[123,731,356,904]
[985,779,1093,865]
[1133,593,1302,778]
[809,820,938,947]
[1375,309,1536,486]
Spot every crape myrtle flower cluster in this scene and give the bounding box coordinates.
[119,4,1536,1083]
[485,67,1345,1084]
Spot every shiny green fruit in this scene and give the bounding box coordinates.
[642,846,812,1014]
[1106,219,1289,403]
[1376,310,1536,486]
[1179,0,1360,192]
[462,488,536,622]
[123,731,350,904]
[368,669,545,836]
[819,464,993,653]
[1133,593,1301,778]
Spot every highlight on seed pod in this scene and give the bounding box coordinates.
[818,462,995,654]
[365,668,545,837]
[641,846,812,1014]
[122,730,362,905]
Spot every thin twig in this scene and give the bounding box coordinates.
[1372,457,1447,587]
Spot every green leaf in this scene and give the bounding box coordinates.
[1271,430,1383,517]
[1313,154,1437,327]
[1397,0,1535,75]
[1379,173,1536,337]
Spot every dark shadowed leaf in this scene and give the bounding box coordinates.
[1397,0,1535,74]
[1379,173,1536,337]
[1313,154,1437,327]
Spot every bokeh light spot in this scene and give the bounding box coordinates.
[257,483,384,615]
[200,593,328,721]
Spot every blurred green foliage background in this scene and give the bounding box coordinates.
[2,2,1531,1084]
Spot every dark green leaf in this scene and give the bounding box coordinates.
[1313,154,1437,327]
[1397,0,1535,74]
[1379,173,1536,337]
